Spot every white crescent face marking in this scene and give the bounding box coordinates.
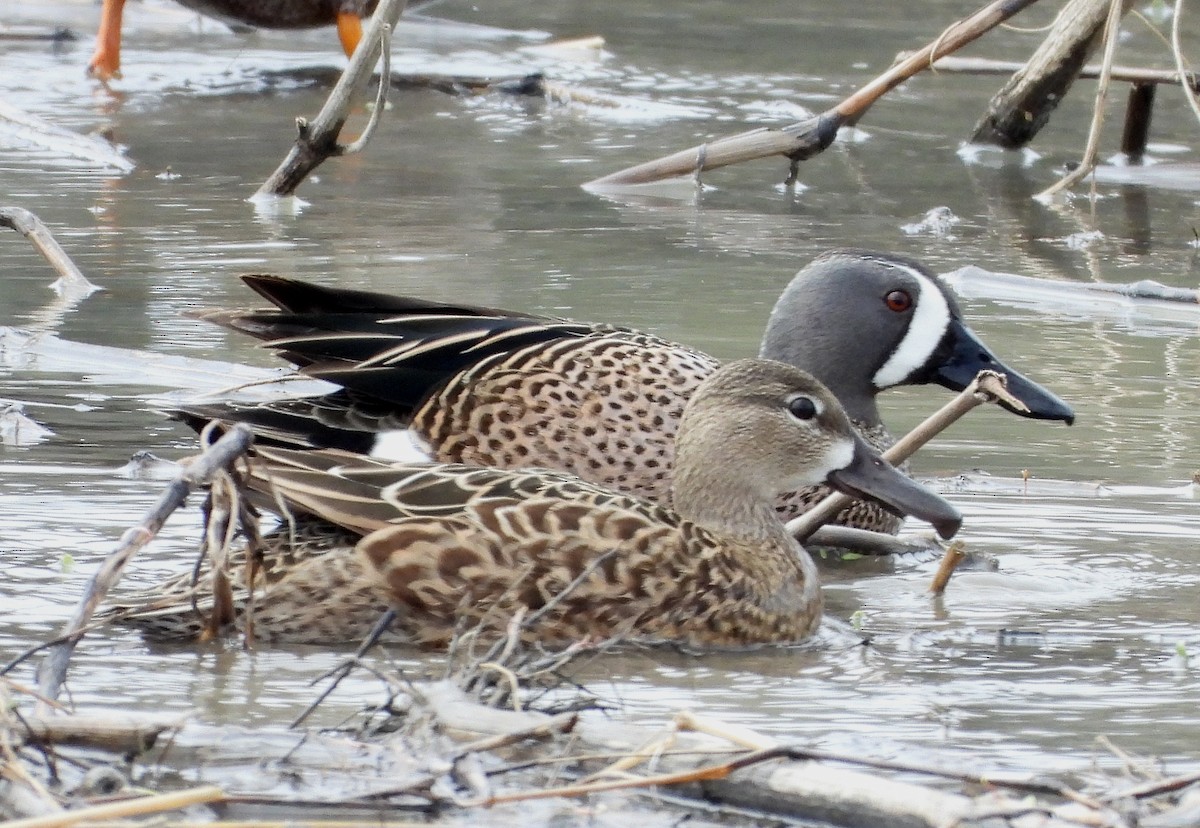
[371,429,433,462]
[795,436,855,488]
[872,262,953,390]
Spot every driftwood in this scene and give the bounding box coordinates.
[945,264,1200,305]
[0,207,101,334]
[971,0,1135,149]
[256,0,407,197]
[22,425,254,710]
[0,101,132,173]
[1036,0,1127,199]
[583,0,1041,189]
[12,712,186,754]
[919,54,1200,161]
[0,207,100,300]
[424,684,1122,828]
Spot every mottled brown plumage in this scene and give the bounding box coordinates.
[175,253,1072,543]
[118,360,961,647]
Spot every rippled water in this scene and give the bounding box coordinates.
[2,0,1199,802]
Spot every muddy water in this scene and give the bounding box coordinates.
[2,0,1199,800]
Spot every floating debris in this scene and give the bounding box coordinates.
[901,206,962,237]
[0,403,54,447]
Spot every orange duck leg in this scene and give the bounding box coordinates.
[88,0,126,80]
[87,0,375,80]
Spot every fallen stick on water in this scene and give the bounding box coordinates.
[257,0,406,197]
[25,425,254,710]
[0,206,100,298]
[584,0,1041,188]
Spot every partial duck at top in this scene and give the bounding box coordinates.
[178,249,1074,535]
[88,0,379,80]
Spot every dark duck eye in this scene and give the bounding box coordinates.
[885,289,913,312]
[787,396,818,421]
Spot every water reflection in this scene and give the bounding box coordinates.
[2,0,1199,785]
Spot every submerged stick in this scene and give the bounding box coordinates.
[257,0,406,197]
[584,0,1041,188]
[928,541,968,595]
[0,207,100,298]
[786,371,1022,541]
[31,426,253,709]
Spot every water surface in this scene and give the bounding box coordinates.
[2,0,1199,804]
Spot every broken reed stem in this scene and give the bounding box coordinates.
[928,541,968,595]
[2,785,226,828]
[256,0,407,197]
[584,0,1040,187]
[1035,0,1125,200]
[30,425,254,710]
[786,371,1022,541]
[1170,0,1200,125]
[0,206,100,297]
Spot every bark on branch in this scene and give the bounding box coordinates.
[970,0,1136,148]
[26,426,254,710]
[584,0,1042,189]
[256,0,407,197]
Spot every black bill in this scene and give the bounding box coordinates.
[827,436,962,540]
[928,318,1075,424]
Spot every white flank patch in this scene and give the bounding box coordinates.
[872,263,952,389]
[371,429,433,462]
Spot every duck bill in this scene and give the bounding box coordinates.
[827,437,962,540]
[929,318,1075,424]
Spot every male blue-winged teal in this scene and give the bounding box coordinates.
[129,360,962,647]
[88,0,379,80]
[177,250,1074,536]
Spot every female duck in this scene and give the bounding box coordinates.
[219,360,962,647]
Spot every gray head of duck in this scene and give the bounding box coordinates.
[670,358,962,542]
[759,250,1075,428]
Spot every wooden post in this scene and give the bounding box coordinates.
[1120,82,1155,162]
[970,0,1134,148]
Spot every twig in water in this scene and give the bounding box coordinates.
[1036,0,1126,200]
[786,370,1022,541]
[929,541,968,595]
[469,743,1107,811]
[0,207,99,297]
[1170,0,1200,125]
[290,608,397,728]
[29,425,254,710]
[0,785,225,828]
[585,0,1041,188]
[257,0,407,197]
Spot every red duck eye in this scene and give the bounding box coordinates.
[884,290,912,312]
